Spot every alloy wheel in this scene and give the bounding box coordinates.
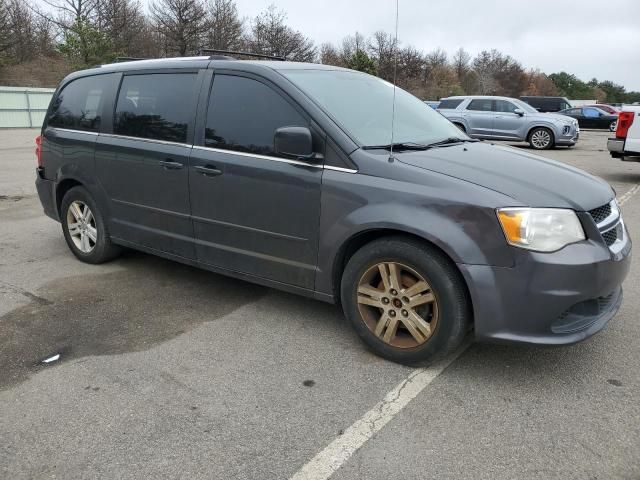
[610,121,617,132]
[356,261,439,348]
[531,129,551,149]
[66,200,97,253]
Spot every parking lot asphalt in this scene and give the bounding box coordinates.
[1,129,639,479]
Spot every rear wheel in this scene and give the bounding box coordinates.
[609,120,617,132]
[529,127,554,150]
[61,186,121,264]
[341,237,470,366]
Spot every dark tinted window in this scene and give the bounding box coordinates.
[495,100,519,113]
[205,75,307,156]
[48,75,111,132]
[467,99,493,112]
[437,98,464,109]
[114,73,197,143]
[565,108,581,115]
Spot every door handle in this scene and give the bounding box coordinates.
[159,160,184,170]
[194,165,223,177]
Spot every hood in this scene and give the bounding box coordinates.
[395,142,613,211]
[538,112,576,123]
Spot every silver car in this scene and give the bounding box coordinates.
[438,96,579,150]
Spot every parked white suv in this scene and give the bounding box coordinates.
[608,107,640,160]
[438,96,579,150]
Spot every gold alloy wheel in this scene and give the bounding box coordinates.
[356,262,439,348]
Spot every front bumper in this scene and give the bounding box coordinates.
[458,223,631,345]
[556,126,579,146]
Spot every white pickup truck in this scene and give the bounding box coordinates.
[608,106,640,160]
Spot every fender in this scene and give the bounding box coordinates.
[315,166,518,297]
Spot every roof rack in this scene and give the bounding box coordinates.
[113,57,147,63]
[197,48,286,61]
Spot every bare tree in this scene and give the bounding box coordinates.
[0,0,13,56]
[39,0,99,25]
[96,0,147,56]
[367,31,397,81]
[203,0,244,50]
[247,5,315,61]
[319,42,342,66]
[151,0,207,56]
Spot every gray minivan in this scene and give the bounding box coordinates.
[35,55,631,365]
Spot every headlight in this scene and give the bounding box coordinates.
[496,208,585,252]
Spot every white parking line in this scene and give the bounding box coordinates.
[289,340,471,480]
[619,184,640,206]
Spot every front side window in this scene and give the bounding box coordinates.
[48,75,112,132]
[205,75,307,156]
[281,69,464,146]
[467,99,494,112]
[114,73,197,143]
[495,100,519,113]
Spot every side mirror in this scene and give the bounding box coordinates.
[513,108,525,116]
[274,126,314,160]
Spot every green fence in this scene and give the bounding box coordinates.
[0,86,55,128]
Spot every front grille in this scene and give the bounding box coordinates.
[589,204,611,224]
[603,228,618,246]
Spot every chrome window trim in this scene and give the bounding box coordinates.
[49,127,99,136]
[102,133,190,148]
[192,145,324,169]
[49,128,359,173]
[324,165,358,173]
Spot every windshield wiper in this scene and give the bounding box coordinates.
[362,142,431,151]
[425,137,478,148]
[364,138,478,151]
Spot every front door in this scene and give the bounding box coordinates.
[493,100,526,139]
[464,98,495,136]
[95,72,200,259]
[189,73,323,289]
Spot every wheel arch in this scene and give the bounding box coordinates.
[331,228,473,317]
[526,123,556,142]
[55,177,84,217]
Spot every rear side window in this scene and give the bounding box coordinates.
[114,73,197,143]
[205,75,307,156]
[467,99,493,112]
[437,99,463,109]
[48,75,111,132]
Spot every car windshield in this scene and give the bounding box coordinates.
[281,69,466,147]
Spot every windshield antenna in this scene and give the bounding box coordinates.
[388,0,400,162]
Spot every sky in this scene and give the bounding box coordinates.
[219,0,640,91]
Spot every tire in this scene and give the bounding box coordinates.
[528,127,554,150]
[60,186,121,264]
[609,120,617,132]
[340,236,471,366]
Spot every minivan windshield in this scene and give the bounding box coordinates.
[281,69,466,147]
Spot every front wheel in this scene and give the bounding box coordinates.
[529,127,554,150]
[340,237,471,366]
